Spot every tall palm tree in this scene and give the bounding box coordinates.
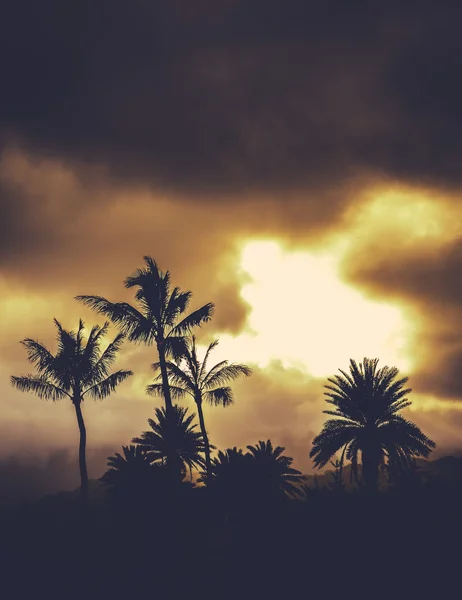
[147,336,251,478]
[11,319,133,500]
[76,256,214,414]
[310,358,436,491]
[132,405,206,481]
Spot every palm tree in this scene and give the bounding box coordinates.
[246,440,303,499]
[76,256,214,414]
[206,448,250,517]
[309,358,436,491]
[100,445,168,504]
[101,445,153,485]
[147,336,251,478]
[11,319,133,500]
[132,405,206,481]
[207,443,302,506]
[207,447,248,484]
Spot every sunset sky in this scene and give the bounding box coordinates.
[2,1,462,478]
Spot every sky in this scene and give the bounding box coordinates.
[2,1,462,482]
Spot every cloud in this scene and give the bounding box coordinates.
[0,150,256,336]
[2,1,462,473]
[335,193,462,400]
[2,1,462,193]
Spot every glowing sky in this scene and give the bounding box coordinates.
[213,240,410,377]
[3,2,462,487]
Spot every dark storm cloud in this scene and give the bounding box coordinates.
[0,179,68,263]
[415,346,462,400]
[342,237,462,309]
[0,153,254,334]
[341,235,462,400]
[2,1,462,192]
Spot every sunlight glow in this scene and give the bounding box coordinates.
[213,241,412,378]
[345,188,462,245]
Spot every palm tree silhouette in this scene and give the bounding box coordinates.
[76,256,214,414]
[147,336,251,478]
[132,405,206,481]
[11,319,132,500]
[246,440,303,499]
[208,447,247,484]
[207,442,302,510]
[100,445,168,503]
[206,448,250,517]
[310,358,436,491]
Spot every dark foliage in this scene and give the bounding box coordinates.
[77,257,214,412]
[132,404,206,480]
[10,319,132,498]
[148,335,251,477]
[310,358,435,489]
[206,441,302,518]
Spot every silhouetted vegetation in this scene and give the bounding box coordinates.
[6,257,458,599]
[148,335,251,478]
[310,358,435,490]
[77,256,214,414]
[10,319,132,501]
[132,404,206,480]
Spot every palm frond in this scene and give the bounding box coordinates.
[164,361,196,393]
[76,295,155,344]
[53,319,77,364]
[83,369,133,400]
[19,339,55,375]
[11,375,70,401]
[81,322,110,368]
[310,419,362,469]
[86,332,126,384]
[76,319,85,354]
[145,383,187,400]
[169,303,214,337]
[163,335,188,361]
[199,339,220,381]
[204,386,234,407]
[163,289,192,328]
[181,337,199,382]
[204,364,252,390]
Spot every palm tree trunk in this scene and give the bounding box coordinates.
[74,400,88,502]
[157,341,181,489]
[362,448,380,491]
[196,399,211,479]
[157,341,173,413]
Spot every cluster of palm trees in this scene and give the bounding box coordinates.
[11,256,436,502]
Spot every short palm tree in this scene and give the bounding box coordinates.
[208,447,248,484]
[206,448,250,514]
[246,440,303,499]
[207,442,302,515]
[11,319,133,500]
[76,256,214,414]
[147,336,251,477]
[100,445,168,503]
[310,358,436,490]
[101,445,153,486]
[132,405,206,481]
